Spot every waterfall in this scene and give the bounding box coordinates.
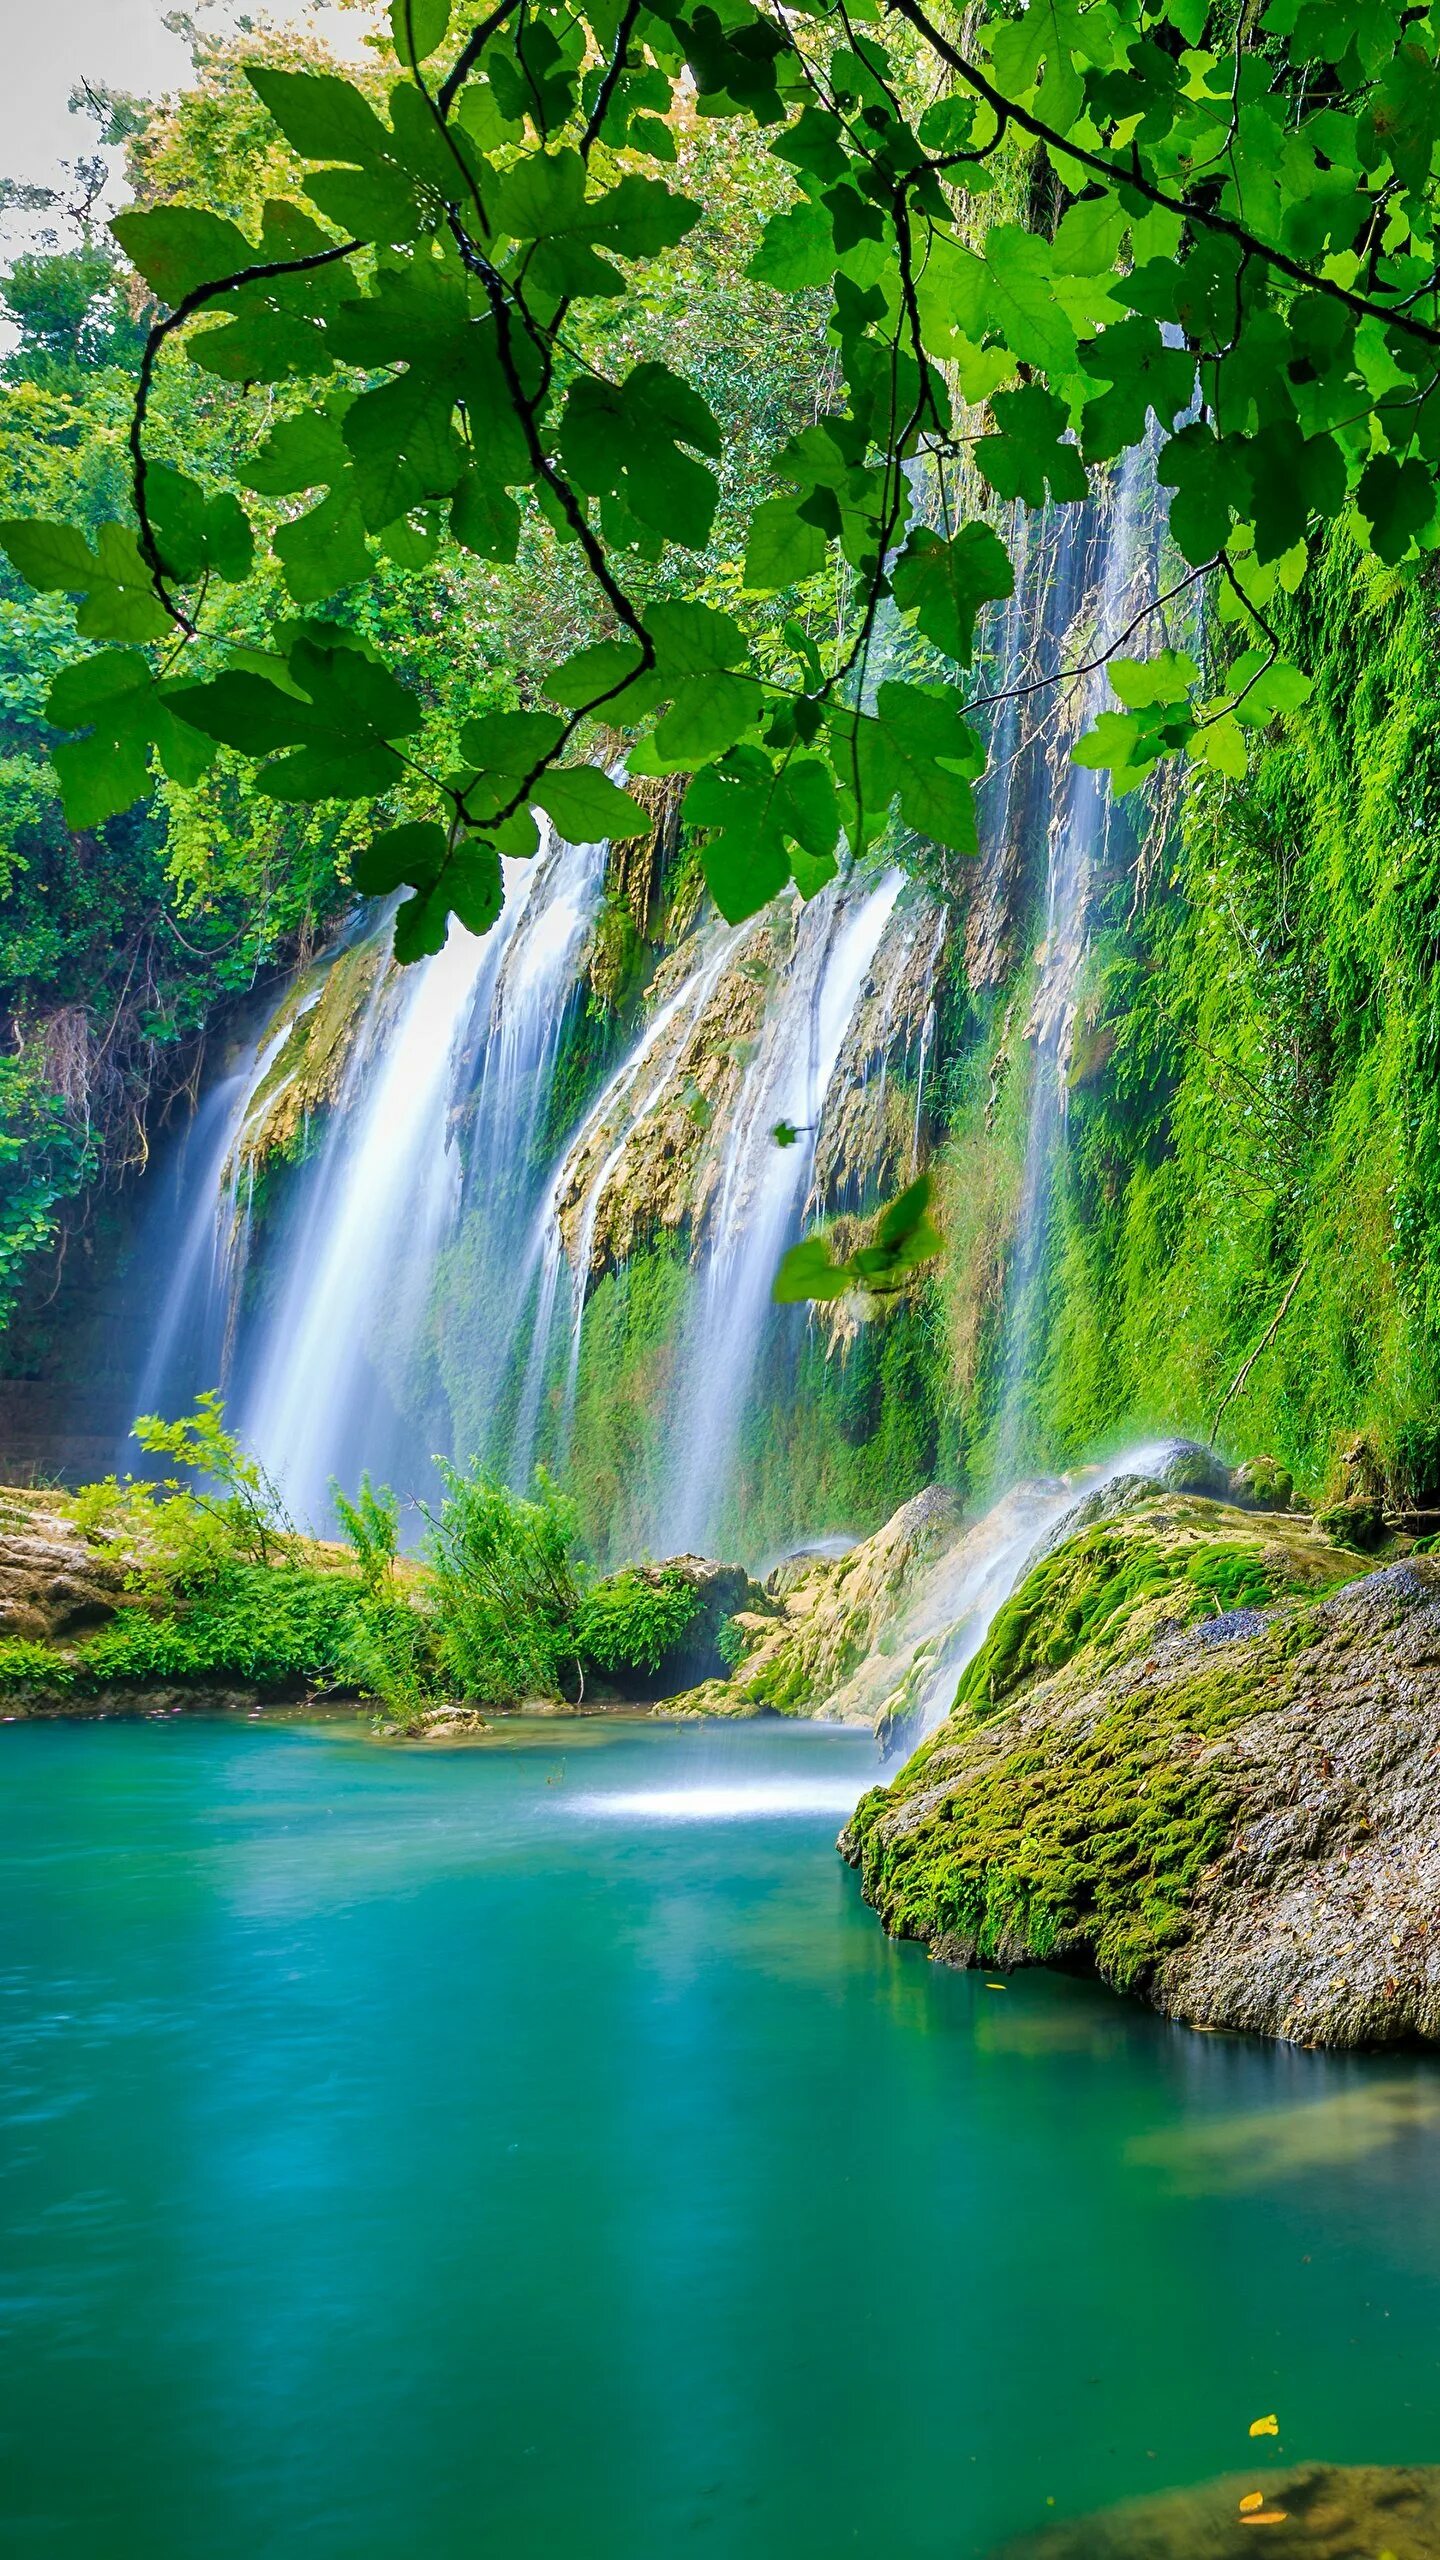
[991,444,1168,1477]
[889,1443,1176,1749]
[225,820,606,1527]
[126,1003,320,1447]
[661,867,904,1555]
[508,917,749,1479]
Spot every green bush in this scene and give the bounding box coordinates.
[576,1566,702,1680]
[75,1567,364,1690]
[0,1637,78,1693]
[427,1462,585,1707]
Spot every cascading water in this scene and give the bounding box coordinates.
[990,441,1170,1477]
[508,917,749,1480]
[126,1003,320,1446]
[876,1441,1177,1754]
[661,867,904,1555]
[232,820,607,1526]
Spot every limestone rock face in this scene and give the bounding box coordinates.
[668,1485,968,1724]
[236,938,387,1175]
[0,1495,126,1640]
[841,1496,1440,2048]
[997,2463,1440,2558]
[550,881,946,1283]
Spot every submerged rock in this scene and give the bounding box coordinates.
[996,2462,1440,2557]
[841,1496,1440,2048]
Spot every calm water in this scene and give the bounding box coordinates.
[2,1714,1437,2558]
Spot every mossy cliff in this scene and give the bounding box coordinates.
[840,1492,1440,2049]
[922,539,1440,1516]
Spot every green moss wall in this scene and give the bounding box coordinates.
[928,538,1440,1510]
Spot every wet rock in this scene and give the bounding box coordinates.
[841,1497,1440,2048]
[0,1499,126,1640]
[995,2461,1440,2557]
[667,1485,967,1724]
[1227,1452,1294,1510]
[1315,1494,1387,1550]
[1154,1442,1232,1500]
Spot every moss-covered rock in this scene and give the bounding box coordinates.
[840,1496,1440,2047]
[996,2462,1440,2558]
[577,1555,763,1698]
[667,1484,967,1722]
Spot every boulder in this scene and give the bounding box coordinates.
[0,1499,125,1641]
[666,1484,967,1723]
[1153,1441,1232,1500]
[841,1498,1440,2047]
[1227,1451,1294,1510]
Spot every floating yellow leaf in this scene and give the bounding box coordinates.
[1240,2512,1289,2527]
[1249,2414,1279,2436]
[1240,2493,1266,2512]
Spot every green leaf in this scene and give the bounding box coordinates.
[168,628,420,801]
[748,200,833,290]
[246,65,393,165]
[684,744,839,921]
[392,840,504,962]
[544,637,661,716]
[273,488,371,603]
[390,0,451,67]
[0,519,99,593]
[868,681,982,851]
[743,497,828,591]
[459,709,566,775]
[560,364,720,551]
[1357,452,1437,562]
[772,1235,854,1304]
[450,473,521,564]
[44,648,217,828]
[146,464,253,583]
[1108,650,1200,710]
[890,523,1014,667]
[646,602,746,677]
[0,517,171,637]
[492,152,699,297]
[342,367,466,529]
[532,767,643,840]
[647,672,764,766]
[353,819,447,896]
[923,228,1080,378]
[976,385,1088,509]
[111,207,252,303]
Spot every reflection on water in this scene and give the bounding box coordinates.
[1129,2081,1440,2194]
[575,1777,871,1821]
[1,1713,1438,2560]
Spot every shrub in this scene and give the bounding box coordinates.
[76,1567,363,1689]
[427,1462,585,1706]
[576,1566,702,1680]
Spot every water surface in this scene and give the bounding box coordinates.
[2,1715,1437,2556]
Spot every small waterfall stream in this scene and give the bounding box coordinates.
[662,867,904,1554]
[990,443,1171,1477]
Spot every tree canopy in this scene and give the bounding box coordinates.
[5,0,1440,960]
